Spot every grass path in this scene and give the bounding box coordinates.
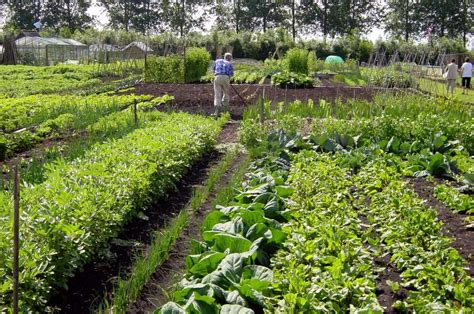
[418,77,474,104]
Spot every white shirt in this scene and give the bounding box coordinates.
[446,63,458,79]
[461,62,472,78]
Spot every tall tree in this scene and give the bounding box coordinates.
[299,0,340,39]
[248,0,288,32]
[337,0,381,35]
[42,0,92,32]
[160,0,209,36]
[298,0,376,38]
[385,0,422,41]
[416,0,473,42]
[4,0,42,30]
[460,0,474,47]
[100,0,161,33]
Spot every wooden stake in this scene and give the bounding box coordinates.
[13,161,20,314]
[133,100,139,127]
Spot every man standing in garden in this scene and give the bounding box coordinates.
[460,57,472,95]
[444,59,458,95]
[212,52,234,116]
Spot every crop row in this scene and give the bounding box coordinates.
[160,140,293,313]
[1,107,173,191]
[237,94,472,312]
[0,111,226,311]
[269,150,472,312]
[0,94,154,160]
[0,64,125,98]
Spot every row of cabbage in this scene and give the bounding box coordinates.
[0,111,226,311]
[160,133,294,313]
[0,94,155,160]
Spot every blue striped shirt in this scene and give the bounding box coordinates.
[213,59,233,77]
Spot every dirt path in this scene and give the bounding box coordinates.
[128,122,243,313]
[409,177,474,276]
[48,121,240,313]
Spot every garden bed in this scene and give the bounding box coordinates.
[132,83,378,118]
[48,121,240,312]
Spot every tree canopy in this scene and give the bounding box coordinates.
[0,0,472,47]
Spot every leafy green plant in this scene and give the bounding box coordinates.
[284,48,309,74]
[0,112,225,311]
[363,68,418,88]
[271,71,318,88]
[434,184,473,214]
[145,56,184,83]
[99,146,240,313]
[185,48,211,83]
[0,94,153,161]
[160,133,294,313]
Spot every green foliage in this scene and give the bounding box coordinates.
[363,68,418,88]
[145,56,184,83]
[434,184,473,214]
[271,71,318,88]
[284,48,309,74]
[0,112,224,311]
[159,134,293,313]
[333,72,366,86]
[0,65,104,98]
[0,94,154,160]
[100,146,239,313]
[185,48,211,83]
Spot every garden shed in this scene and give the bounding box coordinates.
[122,41,153,59]
[15,35,88,65]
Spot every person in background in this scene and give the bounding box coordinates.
[444,58,458,95]
[212,52,233,116]
[460,57,472,95]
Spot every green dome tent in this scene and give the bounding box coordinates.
[325,55,344,64]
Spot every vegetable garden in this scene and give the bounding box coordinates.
[0,50,472,313]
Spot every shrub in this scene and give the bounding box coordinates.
[284,48,309,74]
[185,47,211,83]
[307,51,316,73]
[145,56,184,83]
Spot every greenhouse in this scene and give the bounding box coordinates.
[15,36,88,65]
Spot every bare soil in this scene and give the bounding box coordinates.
[48,122,239,313]
[374,254,410,313]
[409,177,474,276]
[132,83,378,119]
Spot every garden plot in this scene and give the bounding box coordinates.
[0,112,226,312]
[149,93,472,313]
[132,83,378,119]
